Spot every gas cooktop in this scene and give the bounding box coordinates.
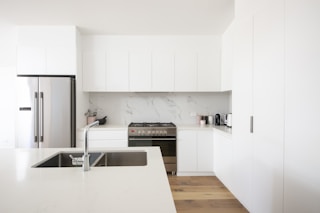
[128,122,176,128]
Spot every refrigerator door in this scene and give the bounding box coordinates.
[16,77,39,148]
[39,77,73,148]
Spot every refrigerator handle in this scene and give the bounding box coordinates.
[34,92,38,142]
[40,92,44,142]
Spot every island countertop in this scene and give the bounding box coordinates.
[0,147,176,213]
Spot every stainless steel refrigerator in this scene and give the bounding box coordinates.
[16,76,76,148]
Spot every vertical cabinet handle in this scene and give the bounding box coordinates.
[40,92,44,142]
[250,116,254,133]
[34,92,38,142]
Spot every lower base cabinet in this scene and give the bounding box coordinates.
[76,129,128,148]
[177,129,214,176]
[213,132,233,190]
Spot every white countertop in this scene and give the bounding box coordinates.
[176,124,232,136]
[86,123,232,136]
[0,147,176,213]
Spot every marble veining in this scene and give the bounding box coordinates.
[89,92,231,125]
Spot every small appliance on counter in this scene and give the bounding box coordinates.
[226,113,232,128]
[215,114,220,125]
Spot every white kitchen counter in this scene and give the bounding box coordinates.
[177,124,232,137]
[0,147,176,213]
[81,124,128,131]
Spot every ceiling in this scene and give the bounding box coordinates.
[0,0,234,35]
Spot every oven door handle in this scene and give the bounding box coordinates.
[128,138,176,141]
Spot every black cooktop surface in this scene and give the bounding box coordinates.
[129,122,176,128]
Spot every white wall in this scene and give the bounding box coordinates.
[0,23,17,148]
[88,92,231,125]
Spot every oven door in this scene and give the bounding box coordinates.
[128,137,176,157]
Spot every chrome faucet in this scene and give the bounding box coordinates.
[82,120,99,171]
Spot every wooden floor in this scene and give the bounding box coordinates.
[168,176,248,213]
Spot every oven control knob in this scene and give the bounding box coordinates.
[163,130,167,135]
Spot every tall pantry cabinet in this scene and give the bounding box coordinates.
[233,0,285,212]
[233,0,320,212]
[284,0,320,212]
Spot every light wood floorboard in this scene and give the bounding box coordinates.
[168,176,249,213]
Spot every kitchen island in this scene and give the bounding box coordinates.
[0,147,176,213]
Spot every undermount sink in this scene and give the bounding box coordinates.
[94,151,147,167]
[32,151,147,168]
[32,152,104,168]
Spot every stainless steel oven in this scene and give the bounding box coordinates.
[128,122,177,175]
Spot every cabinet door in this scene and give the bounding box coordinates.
[129,50,151,91]
[17,47,46,75]
[82,51,106,91]
[197,50,220,91]
[177,130,197,172]
[232,17,254,210]
[214,132,233,190]
[284,1,320,212]
[106,49,129,91]
[197,130,214,172]
[152,50,174,91]
[174,50,197,91]
[47,47,76,75]
[251,3,285,213]
[221,22,234,91]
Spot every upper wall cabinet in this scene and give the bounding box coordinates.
[221,21,234,91]
[17,26,77,76]
[81,35,221,92]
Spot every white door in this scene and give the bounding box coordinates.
[129,50,151,91]
[251,3,285,213]
[232,17,254,210]
[151,50,174,91]
[284,0,320,212]
[177,130,197,172]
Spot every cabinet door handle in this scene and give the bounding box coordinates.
[34,92,38,142]
[40,92,44,142]
[250,116,254,133]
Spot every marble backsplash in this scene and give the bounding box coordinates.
[88,92,232,125]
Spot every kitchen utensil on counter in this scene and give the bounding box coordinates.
[215,114,220,126]
[97,116,107,125]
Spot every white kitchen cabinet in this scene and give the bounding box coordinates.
[284,1,320,212]
[174,50,197,91]
[17,47,46,75]
[106,49,129,91]
[232,16,254,210]
[82,51,106,91]
[177,129,214,176]
[77,129,128,148]
[177,130,197,172]
[197,130,214,172]
[221,21,234,91]
[17,26,77,75]
[232,1,285,212]
[151,50,174,91]
[213,132,233,191]
[251,3,285,213]
[80,35,221,92]
[197,49,221,91]
[129,50,152,91]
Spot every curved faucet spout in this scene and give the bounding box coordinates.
[83,120,99,171]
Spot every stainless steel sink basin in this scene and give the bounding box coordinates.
[94,151,147,167]
[32,152,104,168]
